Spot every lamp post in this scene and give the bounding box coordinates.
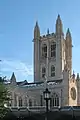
[43,88,51,120]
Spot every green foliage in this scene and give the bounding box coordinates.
[0,77,10,119]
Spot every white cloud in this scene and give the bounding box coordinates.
[0,59,33,81]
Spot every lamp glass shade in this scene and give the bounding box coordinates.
[43,88,51,100]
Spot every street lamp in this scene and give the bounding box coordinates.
[43,88,51,112]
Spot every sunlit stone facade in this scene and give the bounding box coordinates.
[6,15,80,108]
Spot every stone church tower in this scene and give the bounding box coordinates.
[6,14,80,108]
[33,15,72,83]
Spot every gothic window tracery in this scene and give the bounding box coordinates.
[42,44,47,58]
[19,97,22,107]
[50,42,56,58]
[50,93,59,107]
[42,67,46,78]
[51,65,55,77]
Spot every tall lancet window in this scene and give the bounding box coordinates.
[42,44,47,58]
[51,65,55,77]
[40,95,43,106]
[42,67,46,78]
[14,93,17,106]
[19,97,22,107]
[51,42,56,58]
[52,93,59,106]
[29,99,32,107]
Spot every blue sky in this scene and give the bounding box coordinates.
[0,0,80,82]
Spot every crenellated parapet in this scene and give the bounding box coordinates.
[40,32,56,41]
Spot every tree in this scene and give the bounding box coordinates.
[0,77,10,119]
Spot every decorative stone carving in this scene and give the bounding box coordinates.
[70,87,76,100]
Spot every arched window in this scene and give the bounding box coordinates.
[51,65,55,77]
[50,42,56,58]
[42,44,47,58]
[19,97,22,107]
[40,95,43,106]
[14,93,17,106]
[29,99,32,106]
[51,93,59,107]
[42,67,46,78]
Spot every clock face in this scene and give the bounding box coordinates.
[70,87,76,100]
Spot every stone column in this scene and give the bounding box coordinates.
[27,95,29,108]
[60,89,63,106]
[22,96,25,107]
